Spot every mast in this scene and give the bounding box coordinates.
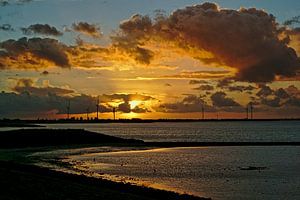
[112,107,116,120]
[96,96,99,120]
[66,100,70,120]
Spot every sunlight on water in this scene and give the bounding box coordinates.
[63,146,300,200]
[41,121,300,142]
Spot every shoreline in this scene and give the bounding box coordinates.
[0,160,210,200]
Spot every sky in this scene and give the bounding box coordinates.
[1,0,300,119]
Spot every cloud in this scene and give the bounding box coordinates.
[155,95,215,113]
[117,102,131,113]
[189,80,208,85]
[0,1,9,7]
[12,78,74,96]
[256,85,274,97]
[0,24,14,31]
[0,0,33,7]
[0,79,156,117]
[72,22,102,38]
[116,2,300,82]
[211,92,241,107]
[111,34,154,65]
[21,24,63,36]
[227,85,256,92]
[131,105,150,113]
[254,84,300,109]
[101,93,155,103]
[163,70,230,79]
[193,84,214,91]
[0,37,70,68]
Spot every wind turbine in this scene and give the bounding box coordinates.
[66,100,70,120]
[96,96,99,120]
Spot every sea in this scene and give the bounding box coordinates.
[9,121,300,200]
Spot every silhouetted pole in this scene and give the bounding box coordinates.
[246,106,249,120]
[96,97,99,120]
[113,107,116,120]
[86,107,89,120]
[66,100,70,120]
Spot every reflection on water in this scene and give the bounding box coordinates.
[39,121,300,142]
[65,146,300,200]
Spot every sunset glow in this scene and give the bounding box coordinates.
[1,0,300,119]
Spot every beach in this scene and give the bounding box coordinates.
[0,128,209,200]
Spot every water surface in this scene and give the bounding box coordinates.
[66,146,300,200]
[40,121,300,142]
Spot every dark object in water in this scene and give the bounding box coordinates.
[239,166,268,171]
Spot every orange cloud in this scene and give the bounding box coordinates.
[114,2,300,82]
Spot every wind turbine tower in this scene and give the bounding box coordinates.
[66,100,70,120]
[96,97,99,120]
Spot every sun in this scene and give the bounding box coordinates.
[129,100,142,109]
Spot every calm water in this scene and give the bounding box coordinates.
[65,146,300,200]
[40,121,300,142]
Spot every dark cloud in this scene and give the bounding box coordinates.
[189,80,208,85]
[254,84,300,109]
[0,91,112,118]
[12,78,74,96]
[227,85,256,92]
[215,78,256,93]
[256,85,273,97]
[261,97,281,107]
[274,88,290,99]
[102,93,155,113]
[0,80,156,117]
[0,37,70,68]
[216,78,234,88]
[155,95,215,113]
[211,92,240,107]
[116,2,300,82]
[0,1,9,7]
[0,24,14,31]
[41,70,49,76]
[193,84,214,91]
[0,0,33,7]
[21,24,63,36]
[101,93,155,103]
[117,102,131,113]
[131,105,150,113]
[111,34,154,65]
[72,22,102,38]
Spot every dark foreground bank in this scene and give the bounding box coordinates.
[0,129,143,148]
[0,161,209,200]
